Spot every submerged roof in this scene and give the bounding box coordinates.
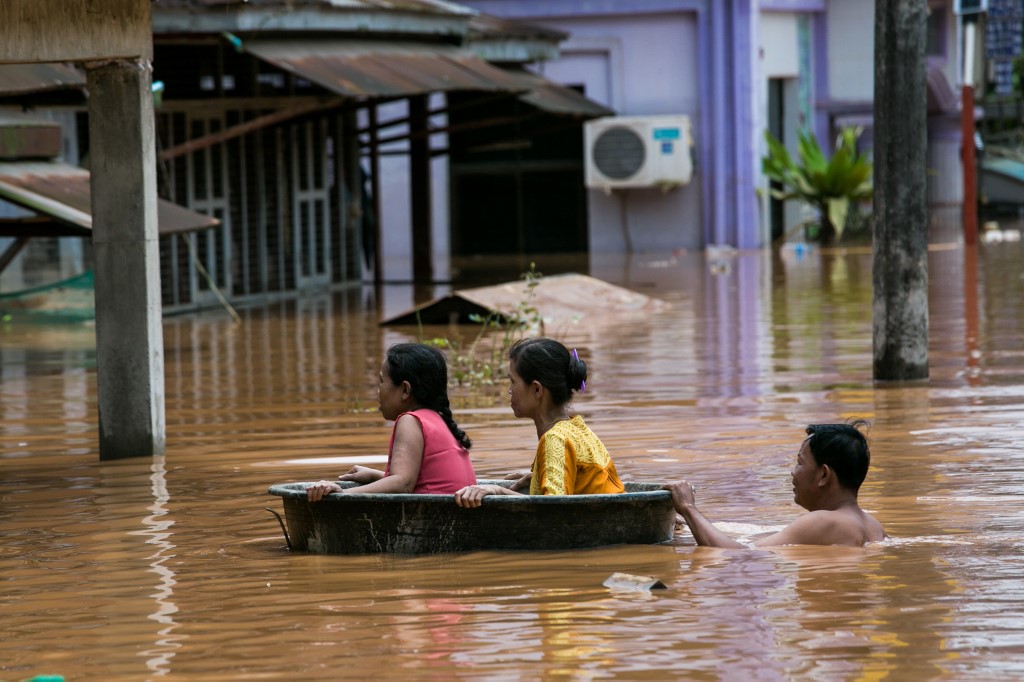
[381,273,670,326]
[0,161,220,237]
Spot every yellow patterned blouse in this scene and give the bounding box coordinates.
[529,415,624,495]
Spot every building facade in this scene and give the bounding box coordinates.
[459,0,968,251]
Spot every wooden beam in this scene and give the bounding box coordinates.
[0,236,30,277]
[158,97,345,160]
[365,112,543,148]
[0,217,86,238]
[356,92,520,136]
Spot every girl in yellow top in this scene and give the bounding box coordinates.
[455,338,623,507]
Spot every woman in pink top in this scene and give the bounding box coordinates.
[306,344,476,499]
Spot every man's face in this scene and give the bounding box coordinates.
[791,439,823,510]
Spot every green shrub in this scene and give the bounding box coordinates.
[763,127,873,243]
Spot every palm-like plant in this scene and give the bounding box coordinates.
[762,127,873,243]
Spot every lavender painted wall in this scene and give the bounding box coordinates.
[531,12,703,252]
[826,0,874,101]
[463,0,762,251]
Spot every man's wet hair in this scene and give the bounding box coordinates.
[805,418,871,491]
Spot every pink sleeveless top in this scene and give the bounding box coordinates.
[385,408,476,493]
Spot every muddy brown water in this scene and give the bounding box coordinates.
[3,241,1024,680]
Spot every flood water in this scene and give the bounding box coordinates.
[3,236,1024,680]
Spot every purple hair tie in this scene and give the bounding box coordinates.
[572,348,585,393]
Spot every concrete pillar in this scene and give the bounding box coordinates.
[86,59,166,458]
[872,0,929,381]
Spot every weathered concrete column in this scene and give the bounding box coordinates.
[872,0,929,381]
[86,59,166,458]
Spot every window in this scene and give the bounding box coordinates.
[927,3,948,59]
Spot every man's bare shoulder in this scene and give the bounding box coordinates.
[754,507,884,547]
[807,507,884,544]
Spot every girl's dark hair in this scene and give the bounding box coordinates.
[385,343,472,450]
[508,338,587,406]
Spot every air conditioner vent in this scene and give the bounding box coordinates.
[591,126,646,180]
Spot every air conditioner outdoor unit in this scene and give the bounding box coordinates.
[584,115,693,191]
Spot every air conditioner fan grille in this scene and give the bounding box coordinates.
[592,126,645,180]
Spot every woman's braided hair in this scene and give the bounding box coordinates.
[385,343,472,449]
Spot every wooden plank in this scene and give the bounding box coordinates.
[0,236,30,276]
[158,98,344,161]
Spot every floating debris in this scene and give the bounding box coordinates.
[602,572,667,591]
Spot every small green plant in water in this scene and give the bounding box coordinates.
[762,126,873,244]
[420,263,545,390]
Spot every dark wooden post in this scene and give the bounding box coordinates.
[873,0,929,381]
[409,95,432,284]
[341,108,362,281]
[367,104,383,285]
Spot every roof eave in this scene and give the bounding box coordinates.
[467,40,559,64]
[152,8,472,39]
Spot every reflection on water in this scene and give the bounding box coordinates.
[2,240,1024,679]
[127,456,185,675]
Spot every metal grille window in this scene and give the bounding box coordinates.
[154,104,357,314]
[292,120,331,289]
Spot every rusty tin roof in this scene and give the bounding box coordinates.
[504,68,613,118]
[245,39,526,97]
[0,161,220,236]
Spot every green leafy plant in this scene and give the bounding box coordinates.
[762,126,873,243]
[420,263,545,390]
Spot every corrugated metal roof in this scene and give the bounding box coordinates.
[245,40,526,97]
[0,63,85,96]
[0,162,220,236]
[503,69,614,118]
[244,40,610,116]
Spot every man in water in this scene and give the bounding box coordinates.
[666,420,885,547]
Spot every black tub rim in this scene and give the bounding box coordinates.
[267,479,671,505]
